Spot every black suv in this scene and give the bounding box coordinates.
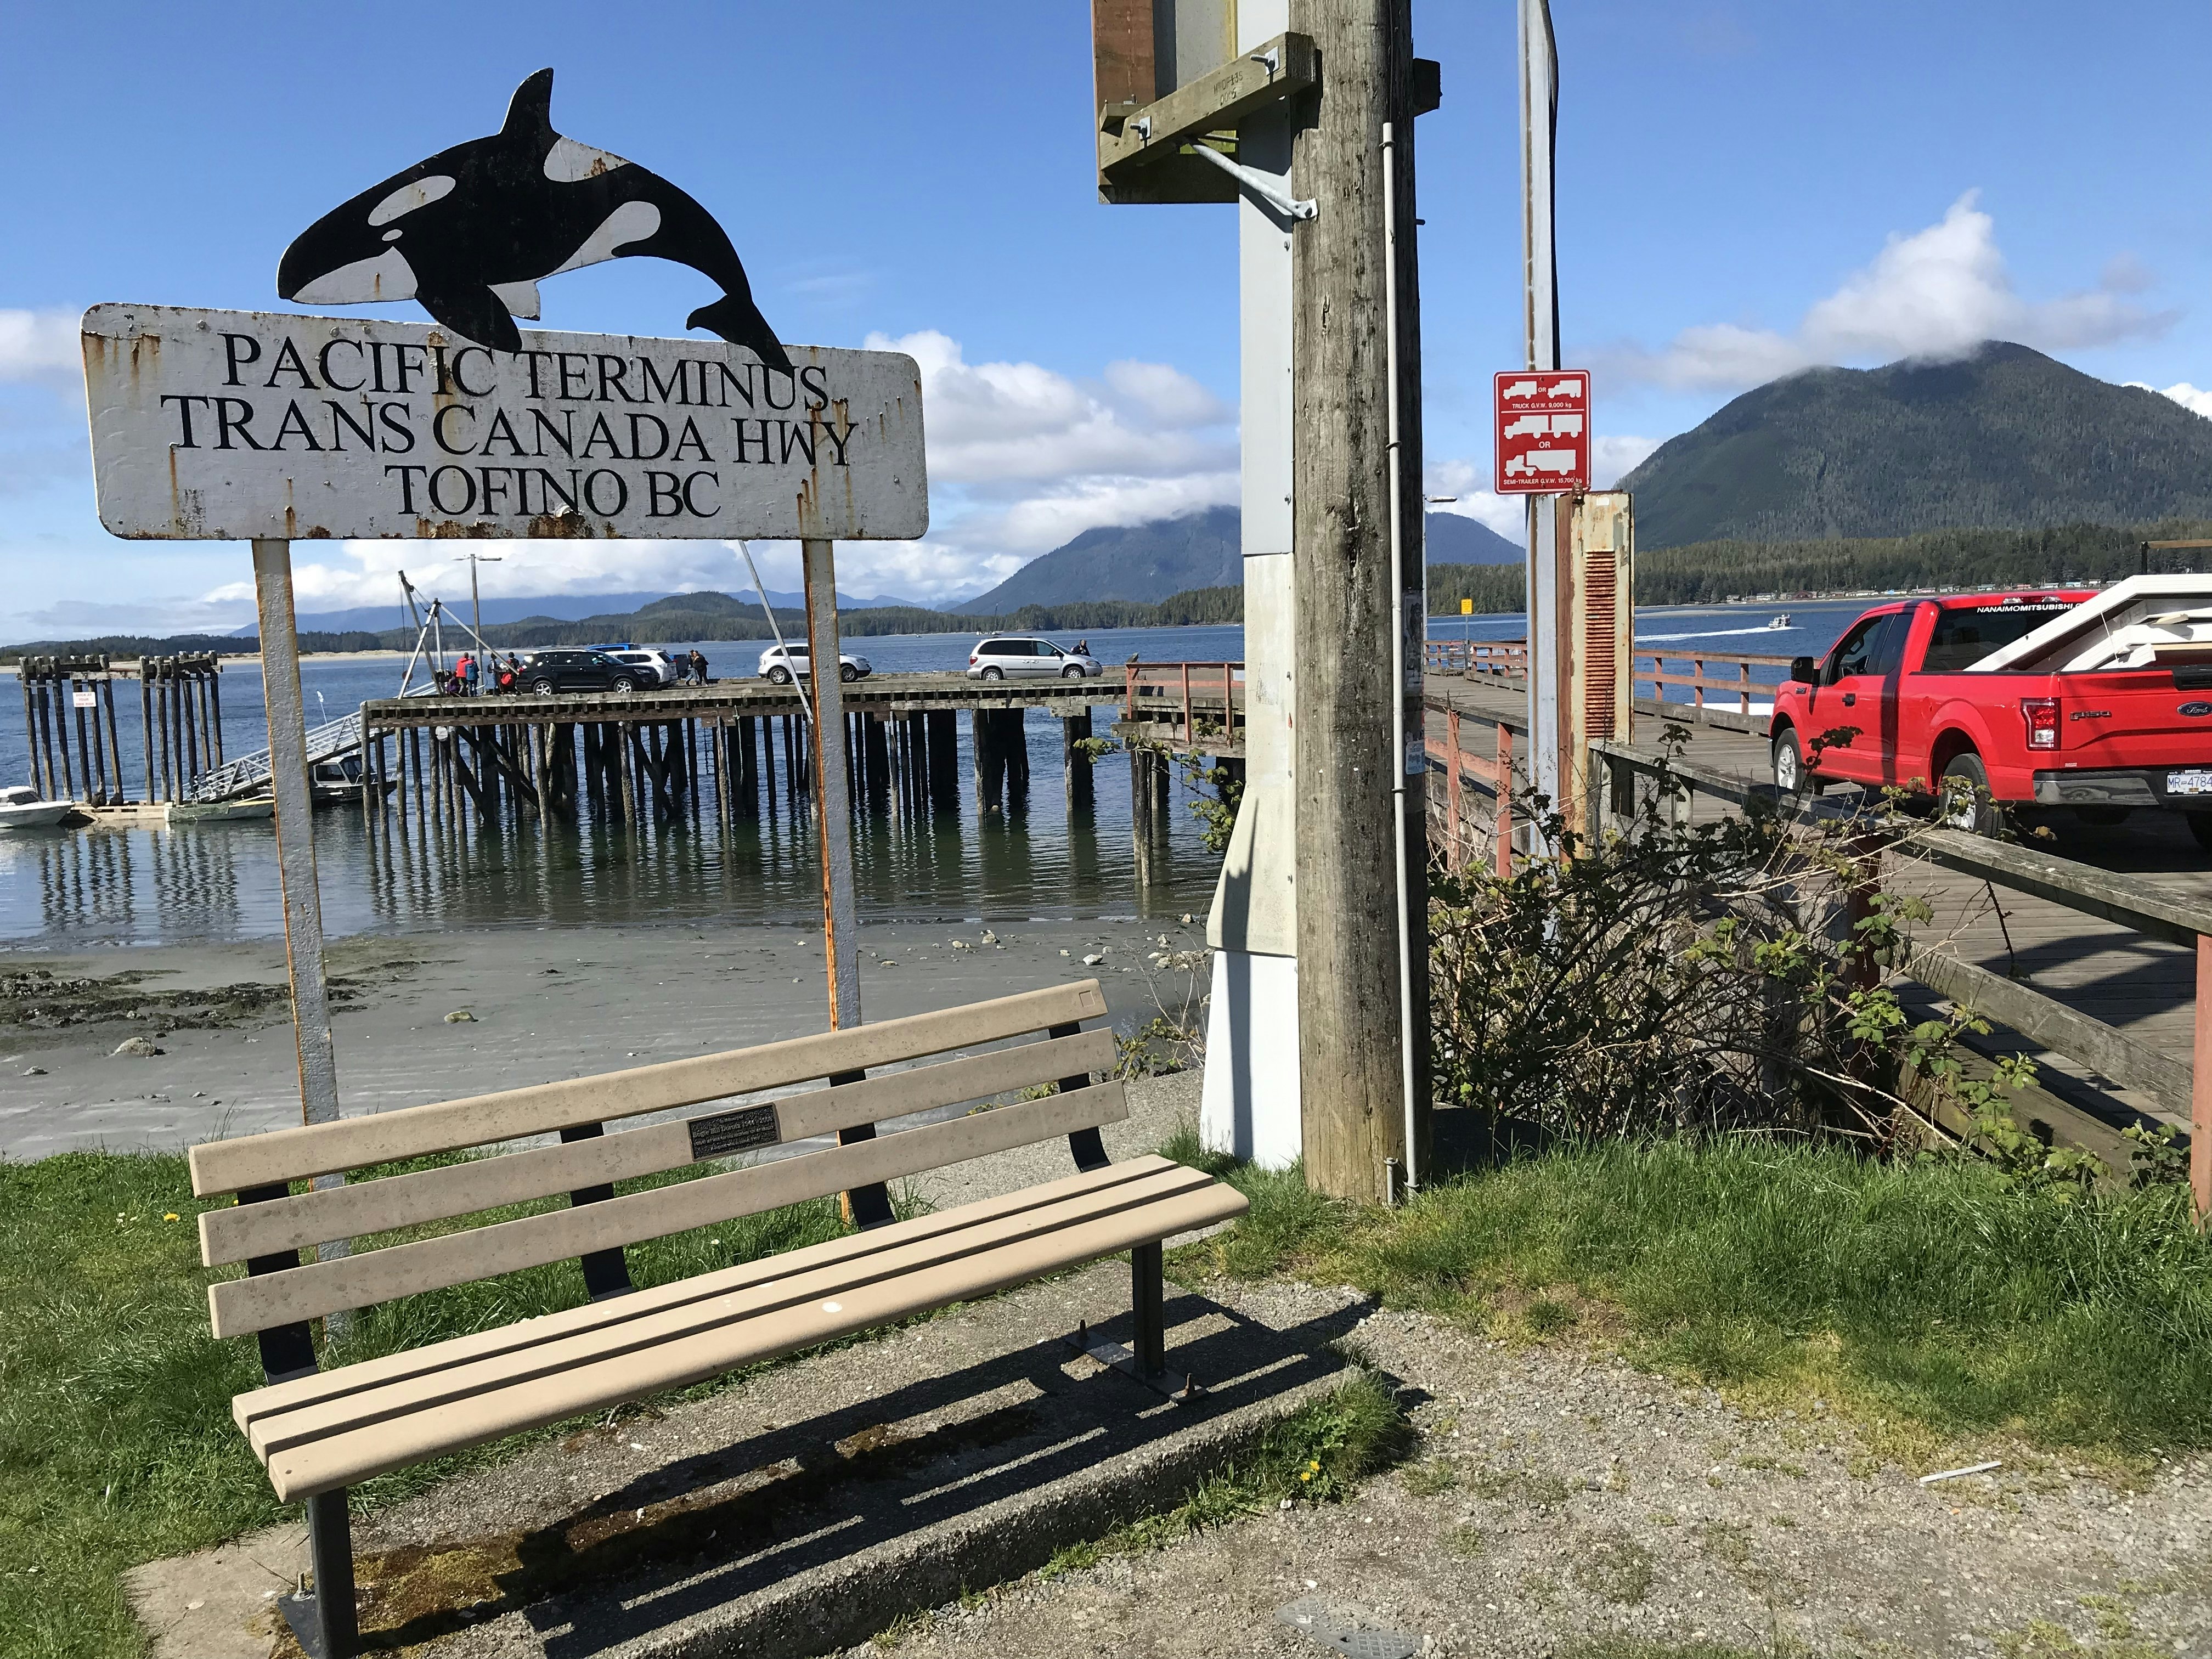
[516,650,646,694]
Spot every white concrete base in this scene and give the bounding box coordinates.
[1200,949,1302,1170]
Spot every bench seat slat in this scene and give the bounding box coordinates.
[253,1170,1247,1500]
[188,981,1110,1197]
[232,1157,1181,1430]
[209,1081,1130,1339]
[199,1029,1119,1267]
[245,1160,1219,1459]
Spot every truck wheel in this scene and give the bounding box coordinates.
[1771,728,1810,803]
[2188,814,2212,853]
[1939,753,2004,836]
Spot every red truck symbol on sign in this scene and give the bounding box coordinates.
[1494,370,1590,494]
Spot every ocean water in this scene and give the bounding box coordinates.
[0,603,1884,951]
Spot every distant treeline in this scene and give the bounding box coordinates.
[0,631,384,666]
[2,586,1246,664]
[1635,520,2212,605]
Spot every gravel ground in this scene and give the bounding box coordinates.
[848,1280,2212,1659]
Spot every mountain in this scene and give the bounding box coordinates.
[1425,512,1523,564]
[278,586,918,637]
[274,592,675,635]
[956,506,1518,613]
[1620,341,2212,549]
[956,507,1241,613]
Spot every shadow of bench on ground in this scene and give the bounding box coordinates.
[349,1282,1374,1657]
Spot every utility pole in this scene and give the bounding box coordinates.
[1086,0,1435,1202]
[1289,0,1431,1203]
[456,551,503,667]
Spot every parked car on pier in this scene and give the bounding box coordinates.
[586,645,679,687]
[514,650,649,694]
[757,642,872,684]
[965,637,1103,680]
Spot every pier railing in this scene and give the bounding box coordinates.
[1427,636,1803,721]
[1583,735,2210,1212]
[1121,662,1243,751]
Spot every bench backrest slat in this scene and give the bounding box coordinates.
[199,1029,1116,1267]
[208,1080,1129,1339]
[188,981,1109,1198]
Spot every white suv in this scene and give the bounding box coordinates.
[590,646,680,687]
[967,637,1103,680]
[758,642,872,684]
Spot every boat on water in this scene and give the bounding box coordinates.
[1768,614,1792,629]
[0,786,76,829]
[169,797,274,823]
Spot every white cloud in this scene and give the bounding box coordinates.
[1606,193,2174,391]
[836,329,1240,600]
[0,310,79,387]
[864,329,1235,486]
[2130,380,2212,420]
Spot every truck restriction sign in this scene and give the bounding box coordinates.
[1494,371,1590,495]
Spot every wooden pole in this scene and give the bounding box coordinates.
[1496,722,1514,878]
[250,539,349,1293]
[802,539,862,1030]
[2194,934,2210,1223]
[20,669,42,792]
[100,678,125,804]
[1289,0,1430,1201]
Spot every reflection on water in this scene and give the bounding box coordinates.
[0,703,1217,949]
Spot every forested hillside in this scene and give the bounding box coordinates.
[1621,342,2212,547]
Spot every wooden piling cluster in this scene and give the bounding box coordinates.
[357,687,1082,846]
[138,654,225,804]
[16,654,130,805]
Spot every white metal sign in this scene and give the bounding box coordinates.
[82,304,927,543]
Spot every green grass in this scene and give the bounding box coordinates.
[1035,1367,1411,1580]
[0,1148,876,1659]
[1165,1135,2212,1463]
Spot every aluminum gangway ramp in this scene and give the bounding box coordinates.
[189,712,363,802]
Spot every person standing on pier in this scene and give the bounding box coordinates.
[456,653,478,696]
[689,648,709,686]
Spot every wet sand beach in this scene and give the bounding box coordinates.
[0,913,1210,1160]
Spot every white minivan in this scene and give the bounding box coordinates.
[966,637,1104,680]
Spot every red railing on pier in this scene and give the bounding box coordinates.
[1122,662,1244,744]
[1427,637,1802,718]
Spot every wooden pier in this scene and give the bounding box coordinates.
[353,671,1137,841]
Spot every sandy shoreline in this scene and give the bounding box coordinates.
[0,912,1209,1159]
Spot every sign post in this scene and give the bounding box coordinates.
[1519,0,1567,840]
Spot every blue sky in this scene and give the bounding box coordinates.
[5,1,2210,636]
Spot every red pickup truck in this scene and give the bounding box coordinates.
[1768,583,2212,845]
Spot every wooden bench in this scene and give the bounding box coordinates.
[189,980,1244,1658]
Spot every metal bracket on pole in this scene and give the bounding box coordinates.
[1188,142,1316,221]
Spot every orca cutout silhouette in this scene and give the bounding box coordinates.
[278,69,789,366]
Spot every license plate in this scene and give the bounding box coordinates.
[2167,769,2212,796]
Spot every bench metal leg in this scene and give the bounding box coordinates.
[279,1488,358,1659]
[1132,1242,1165,1375]
[560,1123,636,1299]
